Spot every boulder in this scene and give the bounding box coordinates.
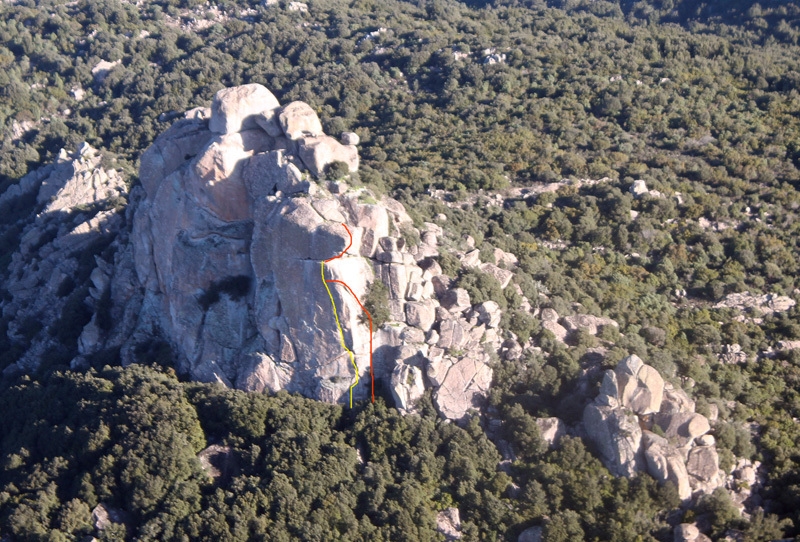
[475,301,502,328]
[540,308,559,322]
[436,507,462,540]
[501,338,523,361]
[405,300,436,332]
[341,131,360,145]
[346,202,389,256]
[630,179,649,198]
[279,101,323,139]
[391,363,425,410]
[298,135,359,177]
[432,275,453,297]
[244,149,307,199]
[139,119,215,198]
[719,343,747,364]
[518,526,542,542]
[687,445,719,483]
[540,307,567,342]
[494,248,518,269]
[461,249,481,268]
[660,384,695,414]
[535,417,566,448]
[441,288,471,313]
[425,347,449,387]
[596,369,620,408]
[736,465,757,486]
[437,318,471,351]
[542,319,568,343]
[655,412,711,446]
[627,364,665,415]
[697,434,715,447]
[614,355,664,415]
[209,84,281,135]
[184,106,211,120]
[190,130,273,221]
[562,314,618,336]
[479,262,514,289]
[643,431,692,500]
[92,503,128,532]
[582,403,642,477]
[197,444,236,481]
[434,354,492,420]
[674,526,711,542]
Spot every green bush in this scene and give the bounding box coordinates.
[362,278,391,328]
[326,160,350,180]
[456,268,507,310]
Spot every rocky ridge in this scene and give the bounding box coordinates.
[1,143,127,374]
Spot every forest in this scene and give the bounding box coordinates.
[2,0,800,539]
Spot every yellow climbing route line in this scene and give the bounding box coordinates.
[320,260,359,408]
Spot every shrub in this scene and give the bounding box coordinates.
[362,279,390,328]
[326,160,350,180]
[437,251,461,277]
[198,275,252,310]
[456,268,507,310]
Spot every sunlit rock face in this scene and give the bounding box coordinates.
[121,84,494,416]
[582,355,723,500]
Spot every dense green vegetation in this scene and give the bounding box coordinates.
[3,0,800,539]
[0,365,509,540]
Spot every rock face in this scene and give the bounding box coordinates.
[582,356,724,500]
[127,85,393,405]
[0,143,127,375]
[0,84,498,421]
[13,85,496,420]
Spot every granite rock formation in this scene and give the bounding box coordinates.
[583,355,724,500]
[47,84,498,419]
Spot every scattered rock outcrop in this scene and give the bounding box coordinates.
[583,356,723,500]
[436,508,462,540]
[714,292,796,320]
[0,143,127,376]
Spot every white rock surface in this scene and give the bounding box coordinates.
[436,508,462,540]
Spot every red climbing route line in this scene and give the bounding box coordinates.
[324,223,353,262]
[323,222,375,403]
[327,279,375,403]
